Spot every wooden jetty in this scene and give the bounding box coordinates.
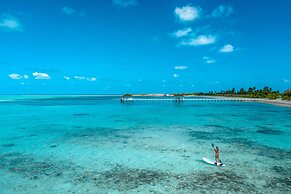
[120,96,260,103]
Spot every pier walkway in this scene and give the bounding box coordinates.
[120,97,260,103]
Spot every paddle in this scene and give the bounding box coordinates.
[211,143,216,152]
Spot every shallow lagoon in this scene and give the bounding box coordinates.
[0,95,290,193]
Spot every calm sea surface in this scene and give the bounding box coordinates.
[0,95,290,193]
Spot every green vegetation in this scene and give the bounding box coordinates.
[123,87,291,101]
[179,87,291,100]
[282,89,291,100]
[122,94,132,97]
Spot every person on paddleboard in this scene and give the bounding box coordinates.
[212,143,221,164]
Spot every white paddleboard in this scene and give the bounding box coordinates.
[202,157,225,166]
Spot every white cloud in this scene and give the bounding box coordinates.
[219,44,234,53]
[62,6,85,16]
[175,5,200,22]
[0,16,21,31]
[206,60,216,64]
[113,0,138,8]
[32,72,51,80]
[173,28,192,38]
[74,76,85,80]
[74,76,96,81]
[8,74,21,80]
[283,79,290,83]
[64,76,70,80]
[211,5,233,17]
[173,74,179,78]
[174,66,188,70]
[180,35,216,46]
[8,73,29,79]
[62,6,76,15]
[203,56,216,64]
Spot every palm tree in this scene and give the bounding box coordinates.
[282,88,291,100]
[239,88,246,95]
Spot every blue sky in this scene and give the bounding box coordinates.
[0,0,290,94]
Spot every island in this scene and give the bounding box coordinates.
[121,87,291,108]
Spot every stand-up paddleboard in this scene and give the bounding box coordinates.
[202,157,225,166]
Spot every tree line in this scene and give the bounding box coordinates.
[176,87,291,100]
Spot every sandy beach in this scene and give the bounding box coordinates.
[204,96,291,108]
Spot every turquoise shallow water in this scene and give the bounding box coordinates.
[0,95,290,193]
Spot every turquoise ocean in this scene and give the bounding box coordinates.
[0,95,290,193]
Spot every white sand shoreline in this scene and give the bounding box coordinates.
[203,96,291,108]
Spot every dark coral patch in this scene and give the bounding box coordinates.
[256,126,283,135]
[73,113,90,116]
[0,152,67,179]
[257,129,283,135]
[176,171,255,192]
[1,143,16,147]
